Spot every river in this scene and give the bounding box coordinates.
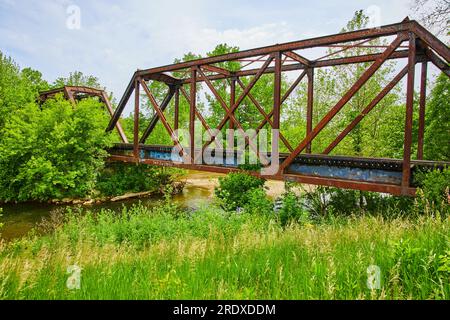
[0,171,286,241]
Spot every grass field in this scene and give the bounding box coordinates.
[0,199,449,300]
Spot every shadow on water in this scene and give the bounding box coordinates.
[0,171,222,241]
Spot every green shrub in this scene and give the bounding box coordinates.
[278,191,309,227]
[96,163,177,197]
[215,172,266,211]
[415,168,450,215]
[297,185,414,218]
[0,97,113,201]
[243,188,273,215]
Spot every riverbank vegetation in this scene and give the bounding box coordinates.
[0,173,449,299]
[0,54,181,203]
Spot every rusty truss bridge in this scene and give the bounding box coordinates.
[40,18,450,196]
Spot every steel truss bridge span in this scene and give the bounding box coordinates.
[40,18,450,196]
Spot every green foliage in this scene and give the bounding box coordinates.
[53,202,255,248]
[0,52,47,129]
[438,250,450,274]
[415,168,450,215]
[278,191,309,227]
[242,188,273,215]
[1,203,449,299]
[215,172,266,211]
[298,185,415,218]
[53,71,102,89]
[424,73,450,161]
[96,163,176,197]
[0,97,113,201]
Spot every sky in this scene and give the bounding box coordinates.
[0,0,432,109]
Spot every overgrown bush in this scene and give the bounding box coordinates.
[242,188,273,215]
[296,185,415,218]
[96,163,178,197]
[0,97,113,201]
[215,172,266,211]
[415,168,450,215]
[278,190,309,227]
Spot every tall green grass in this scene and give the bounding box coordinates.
[0,201,449,300]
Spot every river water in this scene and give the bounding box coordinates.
[0,170,287,241]
[0,171,222,241]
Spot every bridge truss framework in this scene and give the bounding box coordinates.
[41,18,450,196]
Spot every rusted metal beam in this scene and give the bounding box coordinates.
[306,68,314,154]
[417,61,427,160]
[402,33,416,194]
[228,78,236,150]
[283,51,311,66]
[136,21,413,77]
[133,78,140,160]
[202,56,274,150]
[272,51,282,163]
[143,72,181,85]
[201,64,232,76]
[282,70,308,104]
[251,70,307,138]
[190,67,197,163]
[236,78,294,152]
[100,91,129,144]
[177,50,422,85]
[174,86,179,132]
[197,67,262,160]
[140,85,176,143]
[323,65,409,154]
[140,79,185,158]
[107,74,136,131]
[180,86,223,149]
[316,38,373,61]
[279,33,407,173]
[139,79,186,160]
[424,47,450,78]
[411,21,450,62]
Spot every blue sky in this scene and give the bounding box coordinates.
[0,0,423,102]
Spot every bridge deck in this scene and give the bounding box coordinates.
[109,143,448,196]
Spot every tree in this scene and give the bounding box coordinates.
[0,51,43,129]
[53,71,103,89]
[21,67,50,97]
[424,73,450,161]
[411,0,450,36]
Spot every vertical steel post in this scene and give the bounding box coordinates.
[228,77,236,150]
[134,78,140,161]
[273,52,282,170]
[306,68,314,154]
[417,61,427,160]
[190,67,197,163]
[402,33,416,193]
[174,86,180,132]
